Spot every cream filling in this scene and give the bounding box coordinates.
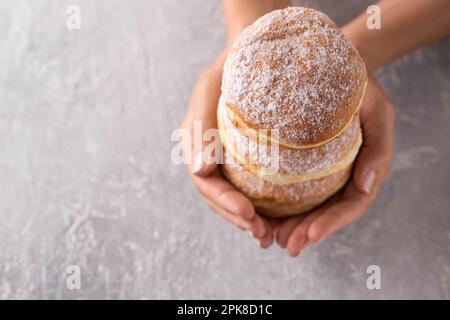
[218,98,363,185]
[222,78,367,150]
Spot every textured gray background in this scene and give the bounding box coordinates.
[0,0,449,299]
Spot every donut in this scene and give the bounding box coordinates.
[219,7,367,217]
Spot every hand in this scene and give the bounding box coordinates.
[276,76,396,257]
[180,52,276,248]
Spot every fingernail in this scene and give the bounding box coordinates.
[313,237,323,244]
[255,238,262,247]
[310,234,324,244]
[253,223,266,238]
[363,170,376,194]
[290,248,302,257]
[247,230,255,238]
[192,151,204,174]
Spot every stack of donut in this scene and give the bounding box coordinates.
[218,7,367,218]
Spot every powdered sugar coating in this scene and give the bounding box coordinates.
[222,7,367,147]
[222,160,352,217]
[220,103,361,176]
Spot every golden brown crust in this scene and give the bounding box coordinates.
[222,162,352,218]
[218,7,366,217]
[217,96,362,183]
[222,7,367,148]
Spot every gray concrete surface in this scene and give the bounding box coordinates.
[0,0,449,299]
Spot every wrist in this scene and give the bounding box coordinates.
[226,29,242,49]
[223,0,291,49]
[342,24,376,73]
[342,19,389,73]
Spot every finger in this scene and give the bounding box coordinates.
[256,218,275,248]
[245,213,267,238]
[192,150,218,177]
[276,215,305,249]
[181,113,219,177]
[207,201,268,245]
[276,190,341,250]
[190,68,222,128]
[354,118,394,195]
[355,79,396,195]
[286,209,325,257]
[206,200,248,231]
[183,68,223,176]
[307,183,374,243]
[284,192,343,255]
[193,170,258,222]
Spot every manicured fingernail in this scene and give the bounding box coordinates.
[193,151,217,177]
[247,230,255,238]
[313,237,323,244]
[253,223,266,238]
[290,249,301,257]
[256,238,262,247]
[192,151,204,174]
[192,152,203,173]
[363,170,376,194]
[310,234,324,244]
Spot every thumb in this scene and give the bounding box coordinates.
[354,80,395,195]
[192,150,218,177]
[186,67,223,177]
[353,142,389,196]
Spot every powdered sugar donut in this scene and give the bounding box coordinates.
[219,7,367,217]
